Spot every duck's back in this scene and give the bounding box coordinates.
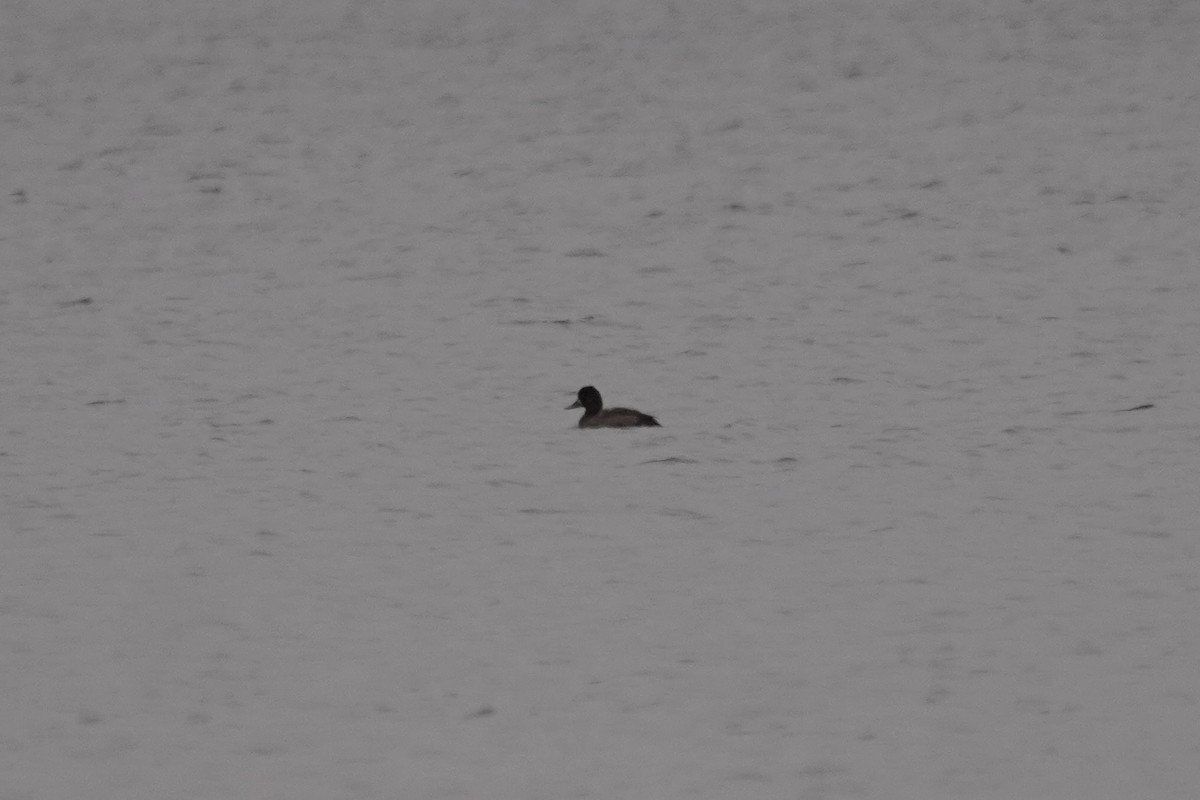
[581,407,661,428]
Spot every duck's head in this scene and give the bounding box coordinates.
[566,385,602,413]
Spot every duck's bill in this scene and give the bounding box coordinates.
[566,400,583,409]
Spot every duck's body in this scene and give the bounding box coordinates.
[567,386,661,428]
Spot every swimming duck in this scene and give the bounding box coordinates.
[566,386,661,428]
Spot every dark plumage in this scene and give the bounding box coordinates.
[566,386,661,428]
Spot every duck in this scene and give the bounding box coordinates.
[566,386,661,428]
